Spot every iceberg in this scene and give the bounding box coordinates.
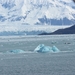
[7,49,25,54]
[34,44,60,53]
[34,44,53,53]
[52,46,60,52]
[34,44,44,52]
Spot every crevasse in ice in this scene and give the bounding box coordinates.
[34,44,60,53]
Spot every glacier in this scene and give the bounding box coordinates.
[0,0,75,35]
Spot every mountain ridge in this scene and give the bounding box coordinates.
[50,24,75,34]
[40,25,75,35]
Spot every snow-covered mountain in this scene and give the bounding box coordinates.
[0,0,75,35]
[0,0,75,25]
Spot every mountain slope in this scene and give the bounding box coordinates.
[0,0,75,25]
[50,25,75,34]
[40,25,75,35]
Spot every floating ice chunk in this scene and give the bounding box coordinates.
[34,44,44,52]
[34,44,60,53]
[52,46,60,52]
[51,41,57,44]
[34,44,53,53]
[7,49,25,54]
[39,46,53,53]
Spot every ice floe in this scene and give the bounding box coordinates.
[6,49,25,54]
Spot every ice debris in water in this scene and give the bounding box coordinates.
[7,49,25,54]
[34,44,60,53]
[52,46,60,52]
[34,44,53,53]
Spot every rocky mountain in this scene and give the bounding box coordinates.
[0,0,75,25]
[50,25,75,34]
[40,25,75,35]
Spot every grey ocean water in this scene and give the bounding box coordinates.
[0,34,75,75]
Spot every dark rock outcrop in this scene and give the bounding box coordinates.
[50,25,75,34]
[40,25,75,35]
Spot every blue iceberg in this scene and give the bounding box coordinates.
[7,49,25,54]
[34,44,53,53]
[52,46,60,52]
[34,44,60,53]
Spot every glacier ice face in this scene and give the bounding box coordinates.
[7,49,25,53]
[34,44,60,53]
[0,0,74,35]
[0,0,75,35]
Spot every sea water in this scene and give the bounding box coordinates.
[0,34,75,75]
